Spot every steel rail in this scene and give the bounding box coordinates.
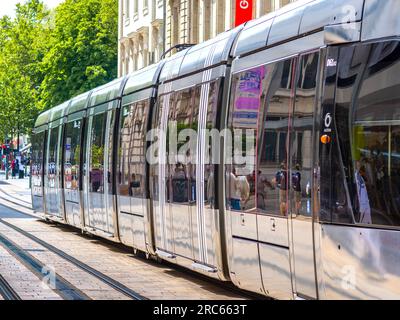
[0,217,147,300]
[0,275,21,301]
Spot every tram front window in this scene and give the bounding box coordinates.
[337,40,400,227]
[352,125,400,226]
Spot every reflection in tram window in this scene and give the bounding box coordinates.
[169,89,193,204]
[118,100,149,199]
[47,127,59,188]
[118,105,133,196]
[290,53,319,217]
[89,113,106,193]
[256,59,295,217]
[227,67,263,212]
[31,132,45,189]
[205,81,220,209]
[107,111,116,194]
[64,120,82,191]
[336,40,400,227]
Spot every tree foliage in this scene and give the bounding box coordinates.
[0,0,118,142]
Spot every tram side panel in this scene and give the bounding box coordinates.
[116,96,152,252]
[317,40,400,300]
[150,74,230,278]
[225,57,296,299]
[82,103,116,236]
[31,129,47,214]
[44,121,64,220]
[63,115,84,227]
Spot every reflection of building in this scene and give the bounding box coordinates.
[118,0,297,76]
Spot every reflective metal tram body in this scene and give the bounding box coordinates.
[31,0,400,299]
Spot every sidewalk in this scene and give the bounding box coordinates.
[0,172,32,205]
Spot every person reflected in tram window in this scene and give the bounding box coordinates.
[275,162,288,216]
[227,167,241,211]
[355,160,372,225]
[236,173,250,210]
[90,164,102,192]
[292,164,302,216]
[257,170,274,210]
[206,165,214,208]
[172,163,188,203]
[129,173,141,197]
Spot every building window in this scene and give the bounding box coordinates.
[134,0,138,16]
[125,0,130,20]
[216,0,225,34]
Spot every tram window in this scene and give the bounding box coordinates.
[107,111,116,195]
[226,67,262,212]
[32,132,45,189]
[64,120,82,191]
[336,41,400,227]
[47,127,59,187]
[205,81,220,208]
[169,89,193,204]
[89,113,106,193]
[190,86,201,205]
[118,104,133,196]
[290,53,319,218]
[128,100,149,198]
[150,95,165,201]
[256,59,295,217]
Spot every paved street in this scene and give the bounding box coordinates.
[0,175,248,300]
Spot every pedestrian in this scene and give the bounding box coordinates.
[11,159,16,179]
[19,158,25,179]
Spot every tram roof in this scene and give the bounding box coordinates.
[34,109,51,128]
[49,100,70,122]
[123,63,161,96]
[89,77,126,108]
[233,0,364,57]
[67,91,92,115]
[159,27,242,83]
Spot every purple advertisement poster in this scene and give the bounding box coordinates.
[233,66,265,128]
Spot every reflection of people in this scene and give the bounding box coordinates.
[90,166,103,192]
[276,163,288,216]
[237,175,250,210]
[129,174,141,196]
[292,164,302,215]
[227,168,241,210]
[172,163,188,203]
[355,161,372,224]
[206,169,214,208]
[257,170,274,210]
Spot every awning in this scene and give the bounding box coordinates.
[20,143,31,153]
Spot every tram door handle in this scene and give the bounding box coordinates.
[270,218,276,232]
[240,213,245,226]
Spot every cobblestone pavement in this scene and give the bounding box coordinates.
[0,177,247,300]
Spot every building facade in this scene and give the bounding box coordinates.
[118,0,297,76]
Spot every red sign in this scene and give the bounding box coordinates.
[235,0,253,27]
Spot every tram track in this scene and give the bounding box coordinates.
[0,275,21,301]
[0,217,147,300]
[0,188,34,212]
[0,188,255,300]
[0,231,90,300]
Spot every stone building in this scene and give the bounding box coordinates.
[118,0,296,76]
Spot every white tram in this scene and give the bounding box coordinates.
[31,0,400,299]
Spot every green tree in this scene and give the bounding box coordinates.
[0,0,50,141]
[0,0,118,142]
[39,0,118,110]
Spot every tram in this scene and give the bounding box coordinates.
[31,0,400,299]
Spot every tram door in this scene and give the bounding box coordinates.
[168,89,194,259]
[45,123,63,218]
[289,52,320,299]
[83,104,115,235]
